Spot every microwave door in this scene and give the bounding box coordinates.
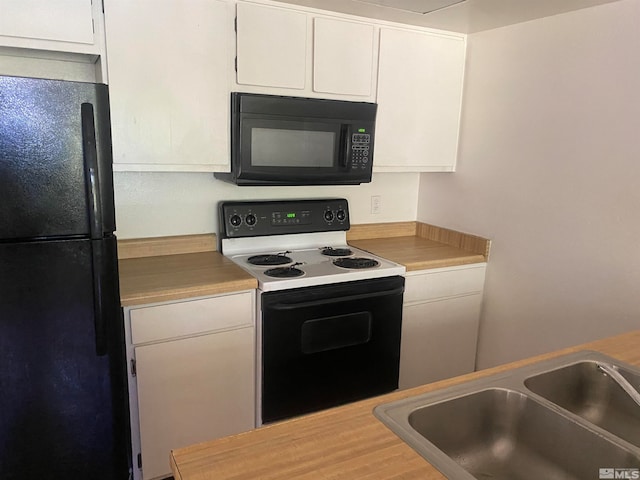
[237,118,344,182]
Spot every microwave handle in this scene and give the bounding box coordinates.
[339,125,351,168]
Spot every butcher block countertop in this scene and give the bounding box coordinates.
[118,223,490,306]
[118,234,257,306]
[170,330,640,480]
[347,222,490,272]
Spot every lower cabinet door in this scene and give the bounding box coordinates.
[399,294,482,390]
[135,327,255,480]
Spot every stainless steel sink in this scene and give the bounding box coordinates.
[374,351,640,480]
[525,360,640,447]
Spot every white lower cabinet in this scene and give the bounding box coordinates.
[124,291,256,480]
[399,264,486,390]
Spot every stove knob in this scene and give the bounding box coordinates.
[336,209,346,221]
[245,213,257,226]
[324,210,334,222]
[229,214,242,227]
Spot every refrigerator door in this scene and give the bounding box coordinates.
[0,237,130,479]
[0,75,116,240]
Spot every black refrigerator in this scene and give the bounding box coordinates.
[0,75,131,479]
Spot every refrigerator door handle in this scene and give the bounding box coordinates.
[91,239,108,356]
[81,102,103,240]
[82,103,108,355]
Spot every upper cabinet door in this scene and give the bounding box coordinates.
[236,2,307,89]
[0,0,94,44]
[313,17,375,97]
[104,0,231,171]
[375,28,466,172]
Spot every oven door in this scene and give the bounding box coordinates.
[260,276,404,423]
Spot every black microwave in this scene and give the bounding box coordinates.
[215,93,377,186]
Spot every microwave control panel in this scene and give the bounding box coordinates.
[220,198,350,238]
[350,133,371,169]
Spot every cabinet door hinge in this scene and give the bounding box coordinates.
[234,16,237,33]
[130,358,137,377]
[137,453,142,469]
[235,56,238,72]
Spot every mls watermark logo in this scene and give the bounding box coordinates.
[600,468,640,479]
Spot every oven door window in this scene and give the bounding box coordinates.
[239,118,344,178]
[260,276,404,424]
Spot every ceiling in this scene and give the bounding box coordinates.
[355,0,468,15]
[274,0,623,33]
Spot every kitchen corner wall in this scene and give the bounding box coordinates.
[113,172,419,239]
[418,0,640,369]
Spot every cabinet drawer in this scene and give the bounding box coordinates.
[404,264,486,304]
[130,291,254,345]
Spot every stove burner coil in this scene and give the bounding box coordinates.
[320,247,353,257]
[333,257,380,269]
[264,266,305,278]
[248,254,292,266]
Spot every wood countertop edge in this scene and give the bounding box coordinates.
[169,330,640,480]
[402,253,487,271]
[120,278,258,307]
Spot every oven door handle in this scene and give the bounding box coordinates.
[268,286,404,311]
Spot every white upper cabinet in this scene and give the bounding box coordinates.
[104,0,231,171]
[313,17,375,97]
[0,0,100,53]
[236,2,307,89]
[234,1,377,101]
[0,0,107,80]
[374,27,466,172]
[0,0,94,45]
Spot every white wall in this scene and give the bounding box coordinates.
[418,0,640,369]
[113,172,419,238]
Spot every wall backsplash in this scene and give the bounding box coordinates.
[113,171,420,239]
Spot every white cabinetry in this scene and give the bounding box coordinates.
[234,1,376,101]
[0,0,102,53]
[0,0,93,46]
[374,27,466,172]
[399,264,485,390]
[125,291,256,480]
[0,0,107,82]
[312,17,375,97]
[236,2,307,89]
[104,0,231,172]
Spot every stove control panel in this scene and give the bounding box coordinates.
[220,198,350,238]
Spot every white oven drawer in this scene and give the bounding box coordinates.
[129,291,254,345]
[404,264,486,304]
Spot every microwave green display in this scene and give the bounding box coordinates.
[358,128,366,133]
[286,213,296,218]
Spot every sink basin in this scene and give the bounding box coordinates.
[374,351,640,480]
[525,361,640,447]
[407,388,638,480]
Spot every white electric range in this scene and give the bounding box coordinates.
[219,198,406,424]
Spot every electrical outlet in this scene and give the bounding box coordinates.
[371,195,381,215]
